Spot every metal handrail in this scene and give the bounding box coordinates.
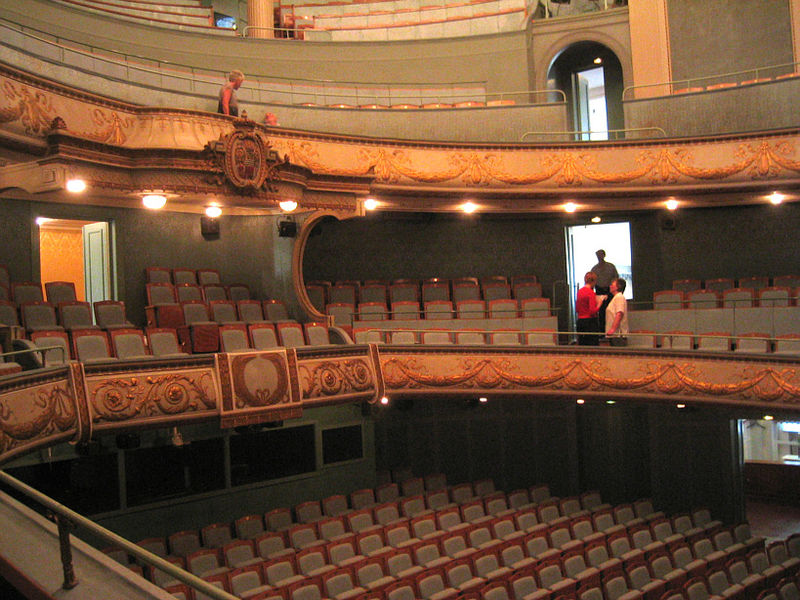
[0,471,239,599]
[621,60,800,101]
[1,343,66,364]
[520,126,667,141]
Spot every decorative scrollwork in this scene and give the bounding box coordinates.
[90,373,216,422]
[381,356,800,403]
[0,385,76,452]
[300,360,375,398]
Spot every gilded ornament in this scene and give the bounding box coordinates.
[0,81,56,134]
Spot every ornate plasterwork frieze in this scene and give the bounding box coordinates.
[299,358,376,404]
[2,64,799,197]
[217,350,301,427]
[380,351,800,406]
[84,367,219,430]
[0,377,78,462]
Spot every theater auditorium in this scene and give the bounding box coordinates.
[0,0,799,598]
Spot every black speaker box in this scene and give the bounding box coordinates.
[201,216,220,238]
[278,220,297,237]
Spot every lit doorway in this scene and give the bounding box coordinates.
[565,222,633,330]
[547,41,623,140]
[573,67,608,141]
[37,218,113,308]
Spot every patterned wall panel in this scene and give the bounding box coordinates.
[297,346,379,406]
[39,226,85,301]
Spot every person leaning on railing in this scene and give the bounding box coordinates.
[218,70,245,116]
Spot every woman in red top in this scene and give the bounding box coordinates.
[576,271,603,345]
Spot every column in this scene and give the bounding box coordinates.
[247,0,274,39]
[791,0,800,67]
[627,0,672,99]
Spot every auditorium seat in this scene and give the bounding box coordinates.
[230,564,272,597]
[202,284,228,303]
[422,280,451,303]
[737,276,770,291]
[704,278,735,293]
[359,302,390,321]
[519,298,551,317]
[772,275,800,289]
[146,327,188,357]
[513,281,543,300]
[44,281,77,305]
[391,330,417,344]
[757,287,792,307]
[264,299,292,322]
[30,330,71,365]
[227,284,252,303]
[422,330,453,344]
[146,267,172,284]
[483,282,512,301]
[686,290,720,309]
[304,322,331,345]
[628,331,657,349]
[330,282,359,306]
[488,298,518,319]
[389,282,419,304]
[327,303,356,333]
[110,328,149,359]
[176,283,204,303]
[58,301,98,331]
[491,330,521,345]
[672,280,702,294]
[219,324,251,352]
[172,268,197,286]
[246,323,277,350]
[425,300,455,320]
[524,329,557,346]
[696,332,731,352]
[773,334,800,355]
[306,282,329,311]
[210,300,244,325]
[353,328,385,344]
[72,329,115,362]
[453,281,482,304]
[196,269,221,286]
[392,300,421,319]
[361,283,388,305]
[20,302,62,333]
[722,288,755,308]
[179,301,220,353]
[11,282,44,305]
[653,290,684,310]
[457,300,486,319]
[93,300,134,330]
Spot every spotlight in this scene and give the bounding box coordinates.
[279,200,298,212]
[606,400,616,405]
[768,192,784,205]
[380,396,389,405]
[564,202,577,213]
[576,398,585,405]
[364,198,379,211]
[66,178,86,193]
[665,199,679,211]
[593,57,602,65]
[205,205,222,218]
[142,194,167,209]
[591,216,601,223]
[35,217,53,226]
[676,403,686,409]
[461,201,478,214]
[478,397,488,403]
[763,414,774,421]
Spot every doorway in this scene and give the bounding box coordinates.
[565,222,633,330]
[547,41,623,140]
[37,218,113,307]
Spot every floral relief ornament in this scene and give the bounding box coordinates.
[0,385,76,452]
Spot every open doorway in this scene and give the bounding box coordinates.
[565,222,633,330]
[37,218,112,308]
[547,41,623,140]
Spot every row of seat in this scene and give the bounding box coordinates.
[294,100,517,109]
[653,288,799,310]
[134,491,784,600]
[670,278,800,295]
[326,299,551,330]
[352,327,557,346]
[51,0,224,34]
[307,276,540,312]
[146,281,254,305]
[627,331,800,355]
[672,72,800,95]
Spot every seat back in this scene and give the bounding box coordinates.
[146,282,177,305]
[520,297,551,317]
[110,329,149,359]
[31,330,71,364]
[145,267,172,284]
[264,299,290,321]
[196,268,221,286]
[0,300,20,327]
[220,324,251,352]
[45,281,77,305]
[457,299,486,319]
[209,301,239,324]
[227,283,252,302]
[12,282,44,304]
[21,302,60,331]
[237,300,266,323]
[146,328,187,357]
[172,268,197,285]
[94,300,130,329]
[73,329,113,362]
[203,284,228,303]
[425,300,454,320]
[304,322,330,346]
[277,322,306,347]
[59,301,95,330]
[176,283,204,303]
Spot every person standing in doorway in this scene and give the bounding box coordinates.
[605,277,629,346]
[591,249,618,332]
[218,70,245,116]
[576,272,604,345]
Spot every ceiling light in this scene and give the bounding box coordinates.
[593,57,602,65]
[279,200,298,212]
[591,216,601,223]
[364,198,379,211]
[576,398,585,405]
[142,194,167,210]
[461,201,477,214]
[666,199,679,211]
[769,192,784,205]
[35,217,53,226]
[478,397,488,403]
[606,400,616,405]
[676,403,686,409]
[763,414,774,421]
[380,396,389,405]
[205,205,222,218]
[66,178,86,193]
[564,202,577,213]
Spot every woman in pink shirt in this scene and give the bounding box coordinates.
[576,271,603,345]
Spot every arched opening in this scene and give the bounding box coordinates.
[546,41,624,140]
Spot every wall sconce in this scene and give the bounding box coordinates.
[142,194,167,209]
[279,200,298,212]
[205,205,222,218]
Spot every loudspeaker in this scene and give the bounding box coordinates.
[278,220,297,237]
[660,215,677,231]
[201,216,220,238]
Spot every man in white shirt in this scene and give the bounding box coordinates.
[591,249,619,331]
[605,277,628,346]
